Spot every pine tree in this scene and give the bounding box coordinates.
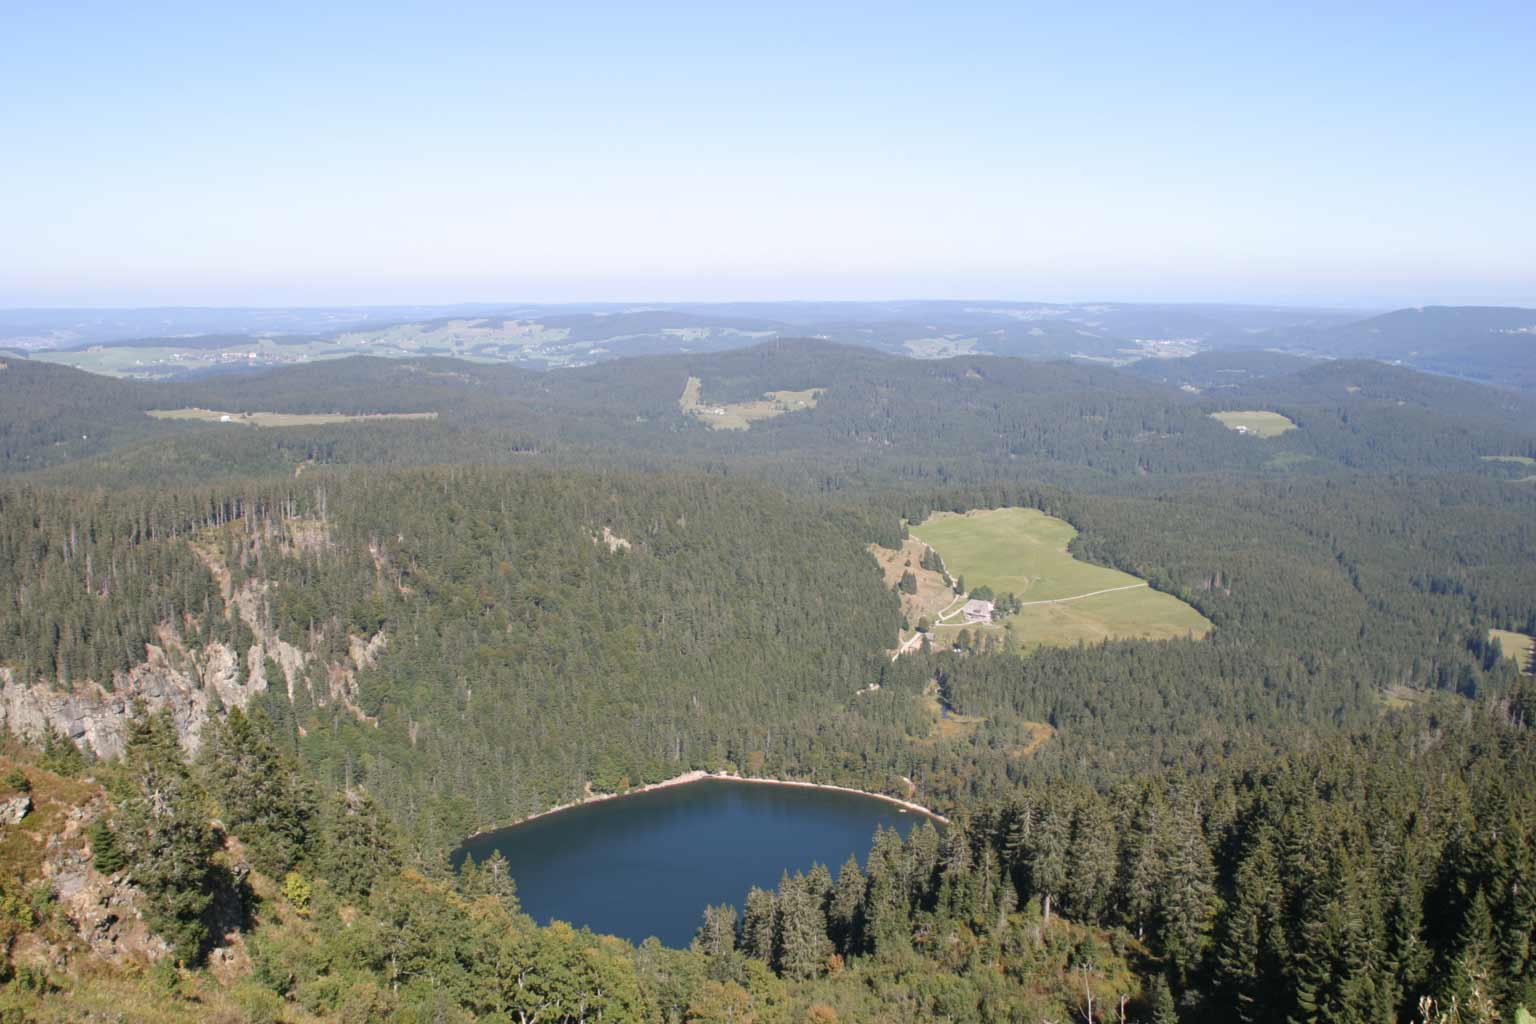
[114,708,219,963]
[1157,798,1216,988]
[197,706,314,876]
[864,826,912,955]
[695,903,738,959]
[741,886,778,962]
[938,816,977,920]
[1118,792,1166,941]
[1444,888,1500,1022]
[907,822,942,911]
[1029,801,1071,926]
[1216,829,1285,1023]
[777,872,833,979]
[478,850,520,916]
[1065,796,1116,925]
[1148,973,1180,1024]
[319,792,401,901]
[829,855,866,955]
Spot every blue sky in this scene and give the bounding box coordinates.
[2,2,1533,308]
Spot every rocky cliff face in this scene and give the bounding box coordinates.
[0,637,258,760]
[1,574,385,759]
[2,516,385,759]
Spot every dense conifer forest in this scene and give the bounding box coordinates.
[1,342,1534,1021]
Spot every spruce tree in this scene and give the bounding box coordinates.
[1216,829,1285,1023]
[695,903,738,959]
[198,706,314,876]
[864,826,912,955]
[1157,798,1216,988]
[829,854,866,955]
[114,709,219,963]
[776,872,832,979]
[1029,802,1071,926]
[741,887,777,962]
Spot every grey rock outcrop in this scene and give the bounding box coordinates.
[0,792,31,824]
[0,636,262,760]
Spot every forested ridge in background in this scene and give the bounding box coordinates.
[4,341,1534,487]
[0,339,1534,1021]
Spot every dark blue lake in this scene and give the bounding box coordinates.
[454,778,928,947]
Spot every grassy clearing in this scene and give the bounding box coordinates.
[1210,410,1297,437]
[678,377,825,430]
[1481,455,1536,466]
[914,682,986,743]
[909,508,1212,651]
[1381,684,1436,710]
[1491,628,1535,673]
[1011,721,1057,759]
[1265,451,1318,470]
[147,408,437,427]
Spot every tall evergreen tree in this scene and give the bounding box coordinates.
[740,886,777,963]
[829,854,866,955]
[197,705,315,876]
[114,708,220,963]
[776,872,833,979]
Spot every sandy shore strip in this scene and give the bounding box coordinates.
[466,770,948,839]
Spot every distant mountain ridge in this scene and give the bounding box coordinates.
[3,300,1531,390]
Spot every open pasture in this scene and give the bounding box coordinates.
[1491,628,1535,673]
[909,507,1212,650]
[1210,410,1297,437]
[147,408,437,427]
[678,377,825,430]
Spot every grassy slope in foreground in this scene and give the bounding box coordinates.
[909,507,1213,649]
[1210,409,1297,437]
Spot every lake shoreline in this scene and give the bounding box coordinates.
[465,771,948,841]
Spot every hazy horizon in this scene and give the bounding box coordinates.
[4,3,1533,309]
[0,296,1405,314]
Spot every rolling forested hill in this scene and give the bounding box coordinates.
[6,341,1534,487]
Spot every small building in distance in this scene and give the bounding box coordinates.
[961,599,994,624]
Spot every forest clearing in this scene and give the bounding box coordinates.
[909,507,1212,650]
[1491,628,1535,672]
[677,376,825,430]
[1209,409,1297,436]
[147,408,438,427]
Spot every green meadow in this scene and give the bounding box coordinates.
[1491,628,1535,673]
[147,408,437,427]
[1210,410,1297,437]
[909,507,1212,650]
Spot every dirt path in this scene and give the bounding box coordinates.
[890,592,969,660]
[932,594,968,624]
[892,632,926,660]
[1012,582,1147,607]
